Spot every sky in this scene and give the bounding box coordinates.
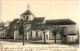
[0,0,80,26]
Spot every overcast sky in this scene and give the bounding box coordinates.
[1,0,80,26]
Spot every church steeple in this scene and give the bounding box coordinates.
[27,2,30,10]
[20,3,35,21]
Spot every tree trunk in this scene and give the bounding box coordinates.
[55,34,56,43]
[61,34,62,40]
[61,34,63,43]
[23,34,24,45]
[44,33,46,44]
[21,20,25,45]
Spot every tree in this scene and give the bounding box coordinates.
[21,17,29,45]
[20,19,25,45]
[51,25,59,43]
[42,25,48,44]
[59,27,66,40]
[0,22,5,28]
[51,25,67,43]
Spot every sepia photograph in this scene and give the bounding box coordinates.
[0,0,79,51]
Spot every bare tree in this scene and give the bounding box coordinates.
[51,25,59,43]
[59,27,66,40]
[0,22,5,28]
[20,17,30,45]
[51,25,67,43]
[42,25,48,44]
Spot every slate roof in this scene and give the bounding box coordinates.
[29,19,76,30]
[9,19,19,27]
[30,24,52,30]
[9,18,76,30]
[30,24,43,30]
[21,10,34,15]
[0,27,7,31]
[45,19,76,25]
[31,17,45,24]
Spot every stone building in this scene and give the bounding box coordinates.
[8,5,78,43]
[0,26,7,38]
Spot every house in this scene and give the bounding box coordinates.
[0,26,7,38]
[7,5,78,43]
[67,34,78,43]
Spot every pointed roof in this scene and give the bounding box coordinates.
[21,10,34,15]
[21,3,35,16]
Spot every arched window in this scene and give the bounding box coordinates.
[31,31,32,37]
[36,31,38,37]
[2,33,5,36]
[27,16,28,19]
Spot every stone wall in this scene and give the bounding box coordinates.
[49,30,61,40]
[49,25,76,40]
[0,29,6,38]
[29,30,43,40]
[14,30,43,40]
[14,25,76,40]
[14,30,26,40]
[59,25,76,34]
[67,35,78,43]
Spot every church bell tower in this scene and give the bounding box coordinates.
[20,3,35,21]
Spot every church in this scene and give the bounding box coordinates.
[7,4,78,43]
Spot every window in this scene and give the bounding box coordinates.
[27,16,28,19]
[2,33,5,36]
[36,31,38,37]
[31,31,32,37]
